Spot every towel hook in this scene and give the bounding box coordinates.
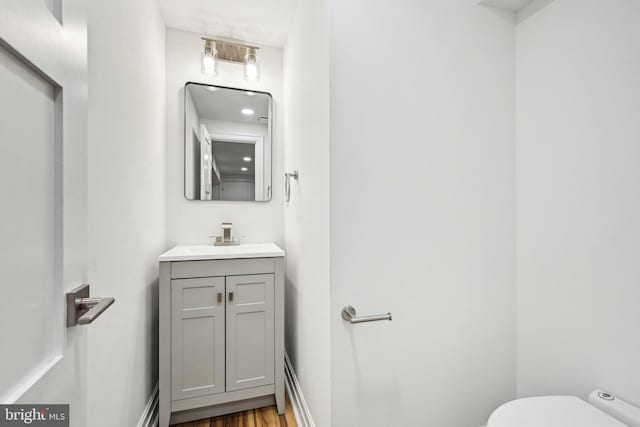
[285,170,299,204]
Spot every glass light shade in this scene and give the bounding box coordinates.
[244,48,260,82]
[201,42,218,76]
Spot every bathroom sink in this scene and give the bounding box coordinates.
[158,243,285,262]
[184,246,224,255]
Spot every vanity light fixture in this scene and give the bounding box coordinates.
[243,156,252,162]
[201,39,218,76]
[241,108,255,115]
[200,37,260,81]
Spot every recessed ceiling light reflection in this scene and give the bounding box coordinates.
[243,157,252,162]
[241,108,255,115]
[241,167,248,172]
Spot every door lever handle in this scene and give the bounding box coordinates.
[76,297,115,325]
[66,284,115,326]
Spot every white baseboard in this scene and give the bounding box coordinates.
[285,352,315,427]
[137,383,159,427]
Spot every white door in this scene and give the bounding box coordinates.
[0,1,89,425]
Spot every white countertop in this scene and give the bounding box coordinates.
[158,243,285,262]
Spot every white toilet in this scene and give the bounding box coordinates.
[488,390,640,427]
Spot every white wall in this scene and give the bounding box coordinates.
[282,0,331,425]
[86,0,167,425]
[516,0,640,405]
[166,28,283,245]
[329,1,516,426]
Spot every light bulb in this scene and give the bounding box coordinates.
[244,47,260,82]
[201,54,216,76]
[241,108,255,115]
[245,63,259,80]
[201,40,218,76]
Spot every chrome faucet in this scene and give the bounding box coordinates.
[212,222,239,246]
[222,222,232,243]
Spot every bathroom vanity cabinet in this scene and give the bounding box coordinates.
[158,244,285,426]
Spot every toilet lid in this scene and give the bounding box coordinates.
[488,396,627,427]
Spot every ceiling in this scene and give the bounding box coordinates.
[157,0,298,47]
[212,141,255,179]
[477,0,534,12]
[188,84,270,124]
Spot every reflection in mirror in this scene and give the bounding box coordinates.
[184,83,272,201]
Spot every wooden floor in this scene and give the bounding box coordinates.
[174,394,297,427]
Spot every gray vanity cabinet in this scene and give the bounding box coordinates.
[159,251,285,427]
[226,274,275,392]
[171,277,226,401]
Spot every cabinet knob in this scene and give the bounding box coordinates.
[217,292,222,304]
[229,291,234,303]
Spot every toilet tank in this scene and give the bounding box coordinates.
[589,390,640,427]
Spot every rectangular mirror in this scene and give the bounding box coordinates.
[184,83,272,201]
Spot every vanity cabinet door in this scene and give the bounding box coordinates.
[226,274,275,391]
[171,277,226,401]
